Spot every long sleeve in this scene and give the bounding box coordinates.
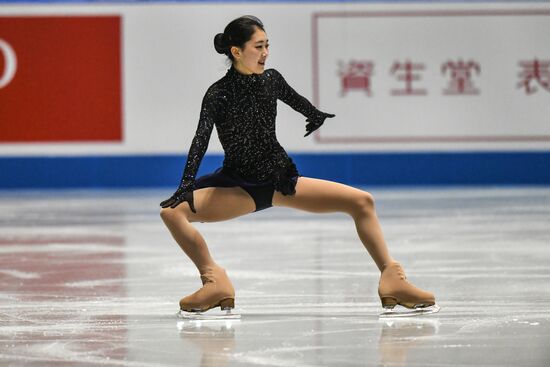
[177,86,219,191]
[272,69,324,119]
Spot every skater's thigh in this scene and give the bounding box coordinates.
[272,176,371,214]
[177,187,256,223]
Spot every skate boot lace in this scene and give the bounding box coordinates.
[395,264,409,283]
[201,274,214,286]
[200,269,216,285]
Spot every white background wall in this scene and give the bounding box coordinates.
[1,2,549,157]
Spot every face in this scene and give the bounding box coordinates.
[232,27,269,75]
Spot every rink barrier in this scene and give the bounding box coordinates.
[1,152,550,189]
[1,0,537,3]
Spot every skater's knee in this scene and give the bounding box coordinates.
[160,207,173,222]
[352,192,376,217]
[160,207,187,224]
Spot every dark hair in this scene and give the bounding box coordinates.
[214,15,265,61]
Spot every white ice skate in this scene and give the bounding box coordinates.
[379,304,440,318]
[176,307,241,321]
[378,262,439,318]
[177,265,239,321]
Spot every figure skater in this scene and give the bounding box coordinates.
[160,15,438,317]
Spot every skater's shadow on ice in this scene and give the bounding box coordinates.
[177,320,236,367]
[377,318,440,367]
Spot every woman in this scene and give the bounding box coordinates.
[160,15,437,317]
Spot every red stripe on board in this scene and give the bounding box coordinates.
[0,16,122,142]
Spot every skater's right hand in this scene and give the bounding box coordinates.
[160,189,197,212]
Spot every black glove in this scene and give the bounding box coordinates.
[159,188,197,212]
[304,112,335,137]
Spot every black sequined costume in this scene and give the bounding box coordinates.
[170,65,333,211]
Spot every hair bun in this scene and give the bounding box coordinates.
[214,33,228,54]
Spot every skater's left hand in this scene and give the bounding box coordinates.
[304,112,335,137]
[159,189,196,212]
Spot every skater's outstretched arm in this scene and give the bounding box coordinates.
[271,69,335,137]
[160,86,222,210]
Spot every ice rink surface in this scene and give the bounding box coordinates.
[1,187,549,366]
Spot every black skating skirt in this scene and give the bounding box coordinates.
[195,167,297,212]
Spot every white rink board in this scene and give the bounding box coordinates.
[1,3,550,156]
[314,10,550,144]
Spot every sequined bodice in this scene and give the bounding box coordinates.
[179,66,323,191]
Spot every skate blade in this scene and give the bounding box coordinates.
[176,308,241,321]
[379,304,440,318]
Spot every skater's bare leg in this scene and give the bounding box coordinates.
[273,177,437,312]
[160,187,255,272]
[272,177,393,271]
[161,187,255,312]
